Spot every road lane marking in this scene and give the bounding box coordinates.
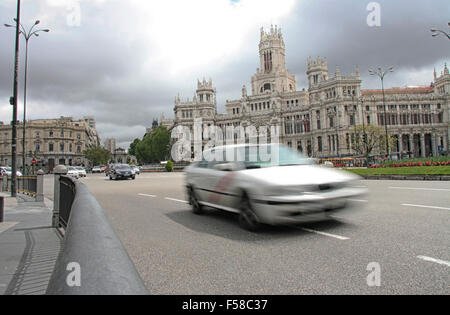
[138,193,156,198]
[401,204,450,211]
[417,256,450,267]
[390,187,450,192]
[348,199,368,202]
[301,228,350,240]
[165,197,188,203]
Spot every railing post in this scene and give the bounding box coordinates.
[52,165,68,228]
[36,170,45,202]
[3,175,8,192]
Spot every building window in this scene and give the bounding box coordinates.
[60,143,64,152]
[69,144,73,152]
[49,143,54,152]
[329,117,334,128]
[35,143,40,152]
[60,130,64,137]
[49,131,54,137]
[77,146,81,153]
[297,140,302,153]
[35,132,40,138]
[349,114,355,126]
[318,136,322,152]
[77,134,81,140]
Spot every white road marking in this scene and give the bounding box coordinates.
[301,228,350,240]
[401,203,450,211]
[165,197,188,204]
[390,186,450,192]
[138,193,156,198]
[348,199,368,202]
[417,256,450,267]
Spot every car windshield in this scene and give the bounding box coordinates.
[115,165,131,170]
[216,144,313,169]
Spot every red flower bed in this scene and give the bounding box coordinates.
[368,160,450,168]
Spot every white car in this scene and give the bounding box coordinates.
[74,166,87,177]
[0,166,22,177]
[92,166,103,173]
[132,166,140,175]
[185,144,367,231]
[67,166,80,178]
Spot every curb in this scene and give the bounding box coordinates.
[360,175,450,181]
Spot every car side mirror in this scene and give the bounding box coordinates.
[213,163,235,172]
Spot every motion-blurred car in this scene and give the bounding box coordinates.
[185,144,366,231]
[0,166,22,177]
[109,164,135,180]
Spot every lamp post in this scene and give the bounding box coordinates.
[5,0,21,197]
[5,20,49,175]
[369,66,394,158]
[431,22,450,40]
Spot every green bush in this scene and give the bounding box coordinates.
[165,160,173,172]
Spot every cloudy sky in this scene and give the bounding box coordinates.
[0,0,448,149]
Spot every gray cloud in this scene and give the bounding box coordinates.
[1,0,448,150]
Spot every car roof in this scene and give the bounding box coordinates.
[205,143,283,152]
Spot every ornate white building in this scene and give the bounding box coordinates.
[161,26,449,159]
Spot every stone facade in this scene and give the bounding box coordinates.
[161,26,449,159]
[0,116,100,171]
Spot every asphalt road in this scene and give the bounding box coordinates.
[60,173,449,294]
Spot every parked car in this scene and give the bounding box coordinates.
[0,166,22,177]
[92,165,104,173]
[67,166,80,179]
[75,166,87,177]
[109,164,135,180]
[185,144,367,231]
[132,166,140,175]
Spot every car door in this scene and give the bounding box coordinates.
[203,154,240,210]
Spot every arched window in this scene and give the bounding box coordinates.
[263,83,271,92]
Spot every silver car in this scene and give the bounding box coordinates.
[185,144,367,231]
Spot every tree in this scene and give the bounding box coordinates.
[128,138,140,157]
[351,124,396,161]
[135,126,171,163]
[83,146,112,166]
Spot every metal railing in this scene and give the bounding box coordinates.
[1,172,44,201]
[17,175,37,197]
[47,168,148,295]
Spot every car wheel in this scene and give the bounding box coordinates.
[188,186,204,215]
[239,194,261,232]
[132,175,135,180]
[109,175,112,180]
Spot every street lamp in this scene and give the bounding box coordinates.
[369,66,394,158]
[431,22,450,40]
[5,19,49,174]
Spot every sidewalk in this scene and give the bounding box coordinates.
[0,192,61,295]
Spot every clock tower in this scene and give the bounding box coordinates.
[251,25,297,96]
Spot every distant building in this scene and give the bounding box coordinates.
[104,138,117,154]
[160,26,449,158]
[0,116,100,171]
[112,147,137,164]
